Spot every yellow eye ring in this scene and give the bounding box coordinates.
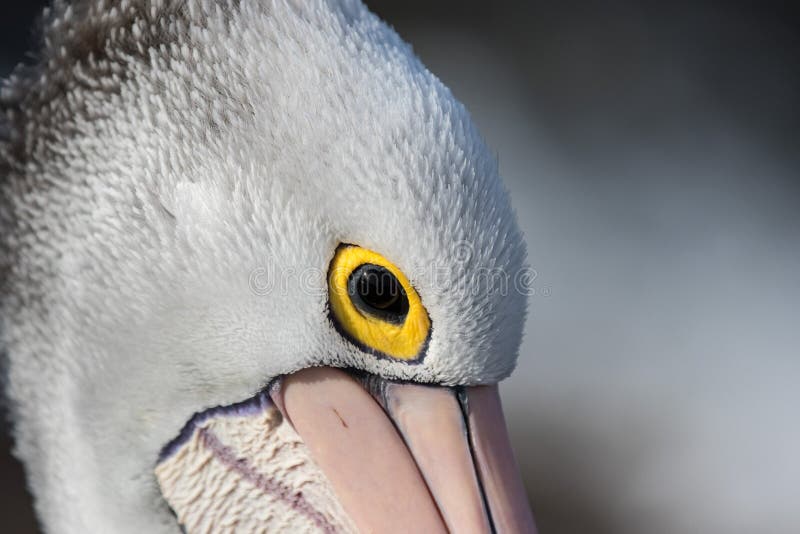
[328,245,431,361]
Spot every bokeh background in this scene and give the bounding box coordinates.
[2,1,798,532]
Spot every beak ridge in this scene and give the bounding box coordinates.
[376,381,491,533]
[466,385,539,534]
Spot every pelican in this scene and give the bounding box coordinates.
[0,1,536,532]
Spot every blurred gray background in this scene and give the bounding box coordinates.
[2,1,798,533]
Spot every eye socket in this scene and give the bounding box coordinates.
[347,264,409,324]
[328,245,430,361]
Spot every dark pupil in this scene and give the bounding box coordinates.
[358,271,399,309]
[348,264,409,324]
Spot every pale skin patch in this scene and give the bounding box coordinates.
[154,399,356,534]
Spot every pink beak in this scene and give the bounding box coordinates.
[271,367,537,533]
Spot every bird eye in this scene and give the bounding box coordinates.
[348,264,409,324]
[328,245,430,360]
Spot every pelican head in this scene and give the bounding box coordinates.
[1,1,534,532]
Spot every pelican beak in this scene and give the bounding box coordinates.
[273,367,537,534]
